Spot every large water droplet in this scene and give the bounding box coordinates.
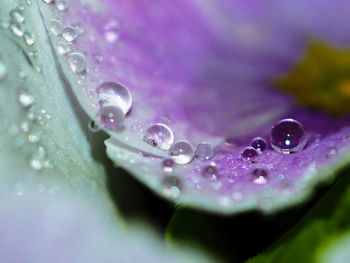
[144,123,174,150]
[170,140,194,165]
[162,176,181,198]
[270,118,307,154]
[104,20,119,43]
[252,168,268,184]
[95,105,125,131]
[0,60,8,80]
[48,20,63,36]
[195,142,213,160]
[67,52,86,73]
[10,9,25,24]
[241,146,258,163]
[62,26,77,42]
[10,23,25,37]
[162,158,175,173]
[250,137,267,152]
[96,82,132,115]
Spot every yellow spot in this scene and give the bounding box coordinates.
[275,43,350,116]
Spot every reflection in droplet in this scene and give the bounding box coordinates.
[96,82,132,115]
[95,105,125,131]
[195,142,214,160]
[48,20,63,36]
[144,123,174,151]
[241,146,258,163]
[250,137,267,152]
[62,26,77,42]
[270,118,307,154]
[170,140,194,165]
[67,52,86,73]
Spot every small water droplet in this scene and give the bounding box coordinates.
[329,148,337,156]
[62,26,77,42]
[23,32,35,46]
[162,176,181,198]
[95,105,125,131]
[27,132,40,143]
[241,146,258,163]
[104,20,119,43]
[56,41,73,55]
[270,118,307,154]
[26,0,32,5]
[144,123,174,151]
[10,9,25,24]
[18,89,35,108]
[202,162,219,180]
[41,0,54,4]
[88,120,101,133]
[162,158,175,173]
[170,140,194,165]
[250,137,267,152]
[252,168,268,184]
[56,0,67,11]
[195,142,214,160]
[29,146,47,171]
[67,52,86,73]
[0,60,8,80]
[48,20,63,36]
[10,23,25,37]
[96,82,132,115]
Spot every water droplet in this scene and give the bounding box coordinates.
[28,132,40,143]
[250,137,267,152]
[104,20,119,43]
[48,20,63,36]
[88,120,101,133]
[29,146,47,171]
[241,146,258,163]
[270,118,307,154]
[0,60,8,80]
[23,32,35,46]
[96,82,132,115]
[202,162,219,180]
[329,148,337,156]
[62,26,77,42]
[170,140,194,165]
[41,0,54,4]
[95,105,125,131]
[56,0,67,11]
[10,9,25,24]
[56,41,73,55]
[10,23,25,37]
[252,168,268,184]
[67,52,86,73]
[162,159,175,173]
[144,123,174,150]
[195,142,214,160]
[18,89,35,108]
[162,176,181,198]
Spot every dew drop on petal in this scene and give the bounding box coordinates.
[10,9,25,24]
[195,142,214,160]
[270,118,307,154]
[162,158,175,173]
[56,0,67,11]
[202,162,218,180]
[56,41,73,55]
[0,60,8,80]
[170,140,194,165]
[241,146,258,163]
[104,20,120,44]
[95,105,125,131]
[88,120,101,133]
[96,82,132,115]
[144,123,174,150]
[250,137,267,152]
[62,26,77,42]
[67,52,86,73]
[48,20,63,36]
[23,32,35,46]
[18,89,35,108]
[252,168,268,184]
[162,176,181,198]
[10,23,25,37]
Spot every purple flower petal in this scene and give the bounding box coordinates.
[37,0,350,213]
